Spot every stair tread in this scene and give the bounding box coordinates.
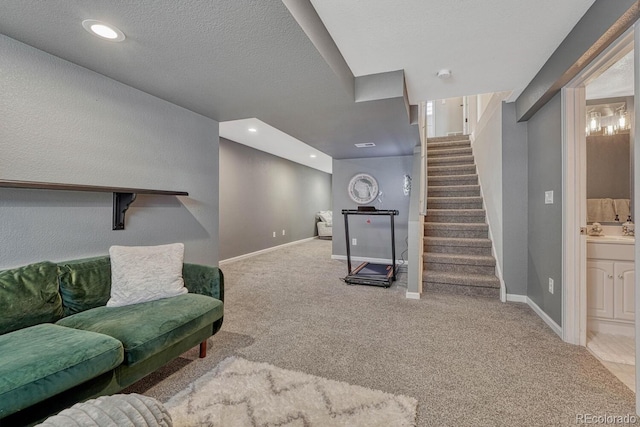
[424,237,492,247]
[427,196,482,201]
[427,135,470,143]
[428,143,471,150]
[428,147,472,156]
[428,184,480,190]
[429,174,478,180]
[428,155,474,162]
[426,209,485,214]
[424,222,488,229]
[429,164,475,170]
[424,252,496,265]
[424,271,500,288]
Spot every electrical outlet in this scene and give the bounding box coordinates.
[548,278,554,294]
[545,191,554,204]
[272,231,276,237]
[352,238,357,246]
[282,229,285,236]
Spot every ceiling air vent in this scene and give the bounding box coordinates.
[355,142,376,148]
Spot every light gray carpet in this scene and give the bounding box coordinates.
[126,239,636,426]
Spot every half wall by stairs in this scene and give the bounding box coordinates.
[423,135,500,298]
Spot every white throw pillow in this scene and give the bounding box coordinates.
[318,210,333,226]
[107,243,188,308]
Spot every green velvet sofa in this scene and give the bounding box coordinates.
[0,256,224,426]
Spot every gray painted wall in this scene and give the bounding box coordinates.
[0,35,220,268]
[332,156,413,261]
[527,93,563,325]
[502,102,529,296]
[219,138,331,261]
[587,134,631,200]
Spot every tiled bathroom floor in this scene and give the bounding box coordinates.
[587,331,635,392]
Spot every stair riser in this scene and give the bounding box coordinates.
[429,177,479,186]
[428,166,476,176]
[425,262,495,275]
[423,282,500,298]
[425,245,492,255]
[428,188,480,197]
[428,135,470,142]
[424,228,488,239]
[428,201,483,210]
[425,214,485,223]
[428,143,471,152]
[428,148,472,157]
[428,157,474,166]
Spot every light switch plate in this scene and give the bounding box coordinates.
[545,191,554,204]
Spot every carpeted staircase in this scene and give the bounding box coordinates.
[423,135,501,298]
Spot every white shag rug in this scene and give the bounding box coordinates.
[165,356,418,426]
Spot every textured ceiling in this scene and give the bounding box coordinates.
[586,50,634,100]
[0,0,417,159]
[310,0,596,103]
[0,1,599,161]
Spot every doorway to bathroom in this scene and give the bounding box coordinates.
[585,46,635,392]
[562,26,637,396]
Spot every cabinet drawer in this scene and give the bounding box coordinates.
[587,241,634,261]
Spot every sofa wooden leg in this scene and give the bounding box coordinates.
[199,341,207,358]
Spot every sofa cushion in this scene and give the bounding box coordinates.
[58,256,112,316]
[107,243,187,307]
[57,294,223,365]
[0,323,124,418]
[0,261,64,334]
[183,263,224,301]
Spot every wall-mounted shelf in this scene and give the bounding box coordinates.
[0,179,188,230]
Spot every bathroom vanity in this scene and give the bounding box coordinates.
[587,235,635,337]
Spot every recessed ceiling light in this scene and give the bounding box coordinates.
[82,19,125,42]
[310,154,317,158]
[355,142,376,148]
[248,128,257,133]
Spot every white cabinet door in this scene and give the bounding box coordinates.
[587,261,614,319]
[614,261,635,321]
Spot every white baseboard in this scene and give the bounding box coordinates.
[220,237,316,265]
[506,294,527,303]
[405,291,421,300]
[526,297,562,338]
[331,254,407,266]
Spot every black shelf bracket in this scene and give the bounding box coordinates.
[113,192,137,230]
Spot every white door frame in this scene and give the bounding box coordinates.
[561,84,587,346]
[562,26,636,398]
[562,28,634,345]
[634,24,640,413]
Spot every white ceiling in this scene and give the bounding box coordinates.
[310,0,596,103]
[219,119,332,173]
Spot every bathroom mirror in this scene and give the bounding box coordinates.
[585,98,632,225]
